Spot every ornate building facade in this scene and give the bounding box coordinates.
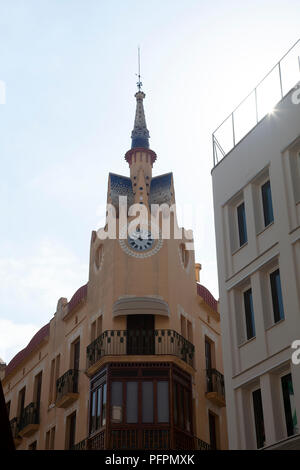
[2,87,227,450]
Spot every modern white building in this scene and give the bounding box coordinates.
[211,41,300,450]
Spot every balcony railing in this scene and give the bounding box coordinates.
[212,38,300,166]
[86,329,195,370]
[206,368,225,406]
[10,417,21,443]
[56,369,79,405]
[72,429,210,450]
[19,402,39,435]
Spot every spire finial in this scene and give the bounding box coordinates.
[136,46,142,91]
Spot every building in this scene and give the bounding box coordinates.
[2,85,227,450]
[211,41,300,450]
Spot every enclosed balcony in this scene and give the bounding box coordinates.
[18,402,39,437]
[56,369,79,408]
[10,417,22,446]
[205,368,226,407]
[86,329,195,375]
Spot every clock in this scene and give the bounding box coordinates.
[128,228,154,252]
[119,224,163,258]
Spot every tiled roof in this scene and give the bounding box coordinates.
[67,283,88,314]
[5,323,50,378]
[149,173,173,206]
[197,283,218,313]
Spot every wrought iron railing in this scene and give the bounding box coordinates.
[73,429,210,450]
[56,369,79,403]
[206,368,225,399]
[86,329,195,369]
[72,438,87,450]
[19,402,39,432]
[10,417,20,439]
[212,38,300,166]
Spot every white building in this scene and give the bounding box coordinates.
[211,41,300,450]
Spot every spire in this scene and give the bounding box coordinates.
[131,47,150,149]
[131,91,150,149]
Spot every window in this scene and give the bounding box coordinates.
[111,381,123,423]
[270,269,284,323]
[142,382,154,423]
[261,180,274,227]
[45,426,55,450]
[157,381,169,423]
[66,411,76,450]
[18,387,26,418]
[71,338,80,370]
[208,411,218,450]
[90,380,107,434]
[173,381,192,432]
[49,354,60,404]
[237,202,247,247]
[281,373,298,437]
[126,382,138,423]
[243,288,256,340]
[34,372,42,414]
[252,388,265,449]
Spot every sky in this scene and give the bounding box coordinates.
[0,0,299,363]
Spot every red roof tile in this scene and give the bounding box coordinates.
[197,283,218,313]
[5,323,50,378]
[67,283,88,314]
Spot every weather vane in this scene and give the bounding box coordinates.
[136,46,143,91]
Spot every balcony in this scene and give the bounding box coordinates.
[18,402,39,437]
[56,369,79,408]
[10,417,22,446]
[205,368,226,407]
[72,429,210,450]
[86,329,195,374]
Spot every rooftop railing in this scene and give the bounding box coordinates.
[212,38,300,167]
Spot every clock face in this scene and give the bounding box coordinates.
[119,224,163,258]
[128,228,154,251]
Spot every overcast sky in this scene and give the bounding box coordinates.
[0,0,299,363]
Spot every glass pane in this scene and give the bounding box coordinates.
[281,373,298,436]
[237,202,247,246]
[96,387,102,429]
[142,382,153,423]
[252,389,265,448]
[174,384,178,425]
[90,390,96,432]
[102,383,107,426]
[262,181,274,226]
[126,382,138,423]
[111,382,122,423]
[157,381,169,423]
[243,288,256,339]
[270,269,284,322]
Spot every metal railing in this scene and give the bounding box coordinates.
[72,429,210,450]
[86,329,195,369]
[206,368,225,399]
[10,417,20,439]
[56,369,79,403]
[212,38,300,166]
[19,402,39,432]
